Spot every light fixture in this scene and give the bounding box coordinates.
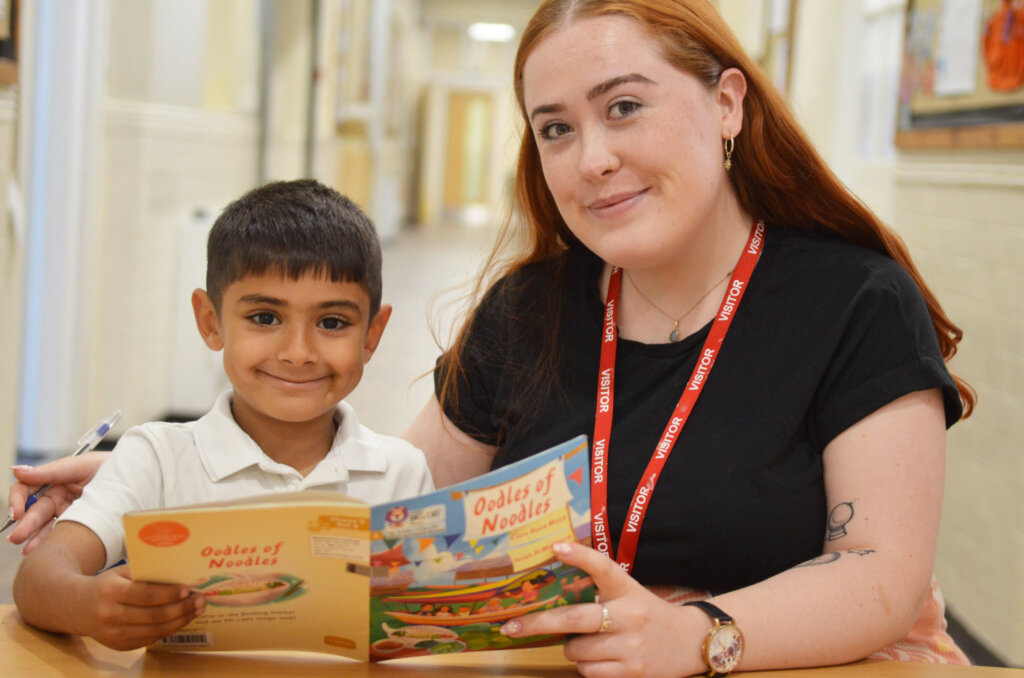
[467,23,515,43]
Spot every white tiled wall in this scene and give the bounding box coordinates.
[892,156,1024,665]
[86,102,260,431]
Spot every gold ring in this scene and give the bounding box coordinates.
[598,605,613,633]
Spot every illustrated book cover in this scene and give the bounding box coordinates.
[123,435,595,660]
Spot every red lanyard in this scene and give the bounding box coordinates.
[590,220,765,573]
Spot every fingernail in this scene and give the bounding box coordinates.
[500,620,521,636]
[552,542,571,555]
[195,597,205,616]
[180,588,190,599]
[10,465,33,471]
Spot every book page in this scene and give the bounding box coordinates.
[125,498,372,659]
[365,436,595,660]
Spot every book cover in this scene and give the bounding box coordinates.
[122,435,594,660]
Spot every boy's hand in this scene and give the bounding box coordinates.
[76,564,206,651]
[7,452,110,552]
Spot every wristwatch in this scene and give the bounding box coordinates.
[683,600,744,676]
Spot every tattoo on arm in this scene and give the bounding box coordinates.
[826,501,854,541]
[797,552,841,567]
[796,548,876,568]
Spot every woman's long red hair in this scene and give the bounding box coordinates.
[438,0,974,436]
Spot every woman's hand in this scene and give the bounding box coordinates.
[7,451,110,552]
[500,542,705,678]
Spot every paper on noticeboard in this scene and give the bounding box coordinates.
[933,0,983,95]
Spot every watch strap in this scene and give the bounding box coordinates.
[685,600,743,677]
[684,600,734,624]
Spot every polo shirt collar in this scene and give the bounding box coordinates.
[328,400,389,472]
[194,391,389,483]
[303,401,389,485]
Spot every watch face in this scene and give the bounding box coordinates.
[707,623,744,673]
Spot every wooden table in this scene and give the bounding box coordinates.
[2,606,1018,677]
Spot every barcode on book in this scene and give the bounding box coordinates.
[159,631,211,647]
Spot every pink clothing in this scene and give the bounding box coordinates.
[867,577,969,664]
[647,576,968,665]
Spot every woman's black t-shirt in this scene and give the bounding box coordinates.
[435,224,961,593]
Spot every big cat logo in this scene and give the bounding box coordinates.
[385,506,408,526]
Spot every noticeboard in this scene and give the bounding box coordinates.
[896,0,1024,148]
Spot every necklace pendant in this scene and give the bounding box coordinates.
[669,328,680,342]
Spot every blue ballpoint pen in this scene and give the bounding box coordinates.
[1,410,122,534]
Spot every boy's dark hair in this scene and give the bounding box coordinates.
[206,179,383,317]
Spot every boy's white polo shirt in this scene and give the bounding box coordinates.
[60,391,433,570]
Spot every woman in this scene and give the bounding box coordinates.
[406,1,973,675]
[11,1,974,675]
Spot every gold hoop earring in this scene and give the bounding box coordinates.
[723,136,735,172]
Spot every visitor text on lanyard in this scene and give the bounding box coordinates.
[591,219,765,573]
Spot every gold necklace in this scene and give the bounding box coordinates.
[624,268,733,342]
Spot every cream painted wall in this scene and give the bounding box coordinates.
[203,0,260,114]
[0,88,21,498]
[106,0,155,101]
[264,0,312,181]
[422,0,537,27]
[204,0,259,114]
[716,0,768,59]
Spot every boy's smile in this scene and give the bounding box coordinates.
[192,272,390,446]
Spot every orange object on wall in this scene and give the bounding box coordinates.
[983,0,1024,91]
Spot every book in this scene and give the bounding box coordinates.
[122,435,595,660]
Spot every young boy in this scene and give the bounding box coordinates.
[13,179,433,650]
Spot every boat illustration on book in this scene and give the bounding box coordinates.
[366,437,596,657]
